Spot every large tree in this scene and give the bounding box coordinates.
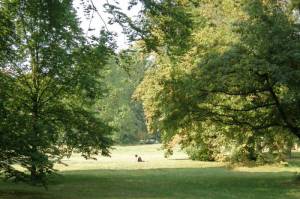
[130,0,300,161]
[0,0,113,185]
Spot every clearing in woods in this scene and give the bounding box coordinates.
[0,144,300,199]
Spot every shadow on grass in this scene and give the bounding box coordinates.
[0,190,49,199]
[0,167,299,199]
[169,158,189,160]
[289,152,300,167]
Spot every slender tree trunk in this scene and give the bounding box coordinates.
[246,136,257,161]
[30,100,39,183]
[30,46,40,183]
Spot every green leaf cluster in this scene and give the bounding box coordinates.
[134,0,300,163]
[97,48,148,144]
[0,0,113,185]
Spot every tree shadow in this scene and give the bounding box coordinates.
[289,152,300,167]
[0,190,48,199]
[0,167,299,199]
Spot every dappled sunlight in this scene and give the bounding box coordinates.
[55,144,224,171]
[232,152,300,173]
[233,165,300,173]
[1,0,300,198]
[55,144,300,174]
[1,145,300,199]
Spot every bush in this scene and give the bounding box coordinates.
[185,145,215,161]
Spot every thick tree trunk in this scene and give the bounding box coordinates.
[266,77,300,140]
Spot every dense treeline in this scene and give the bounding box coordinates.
[98,49,149,144]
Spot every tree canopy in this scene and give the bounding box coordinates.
[128,0,300,162]
[0,0,113,185]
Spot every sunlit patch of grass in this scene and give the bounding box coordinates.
[54,144,224,171]
[0,144,300,199]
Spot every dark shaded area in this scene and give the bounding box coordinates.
[0,166,299,199]
[288,152,300,167]
[0,190,48,199]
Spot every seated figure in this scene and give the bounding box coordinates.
[135,154,143,162]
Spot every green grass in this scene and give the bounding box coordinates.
[0,144,300,199]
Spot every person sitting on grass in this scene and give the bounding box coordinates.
[135,154,143,162]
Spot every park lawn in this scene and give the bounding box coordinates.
[0,144,300,199]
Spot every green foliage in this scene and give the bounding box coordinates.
[105,0,194,54]
[133,0,300,163]
[97,49,148,144]
[185,145,215,161]
[291,0,300,9]
[0,0,113,185]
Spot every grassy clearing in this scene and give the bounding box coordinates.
[0,144,300,199]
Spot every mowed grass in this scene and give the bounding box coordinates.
[0,144,300,199]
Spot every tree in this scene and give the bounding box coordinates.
[291,0,300,9]
[97,48,148,144]
[0,0,113,185]
[104,0,194,54]
[132,0,300,162]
